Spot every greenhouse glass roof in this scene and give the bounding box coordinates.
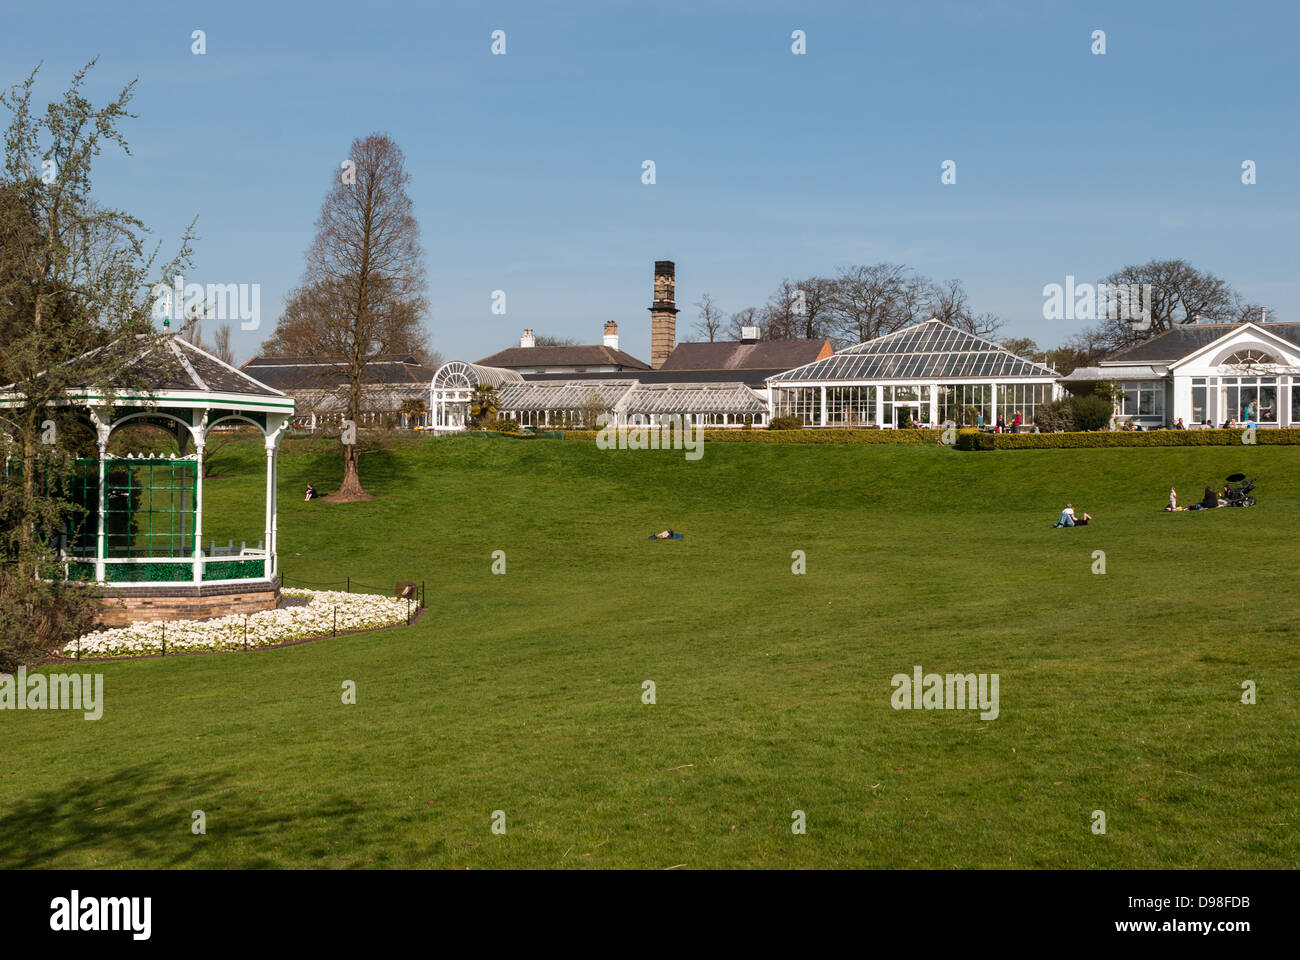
[493,380,635,412]
[768,320,1057,384]
[431,361,523,390]
[487,379,766,415]
[625,382,766,414]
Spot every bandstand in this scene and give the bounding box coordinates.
[3,334,295,624]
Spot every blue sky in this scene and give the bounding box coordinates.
[5,0,1297,364]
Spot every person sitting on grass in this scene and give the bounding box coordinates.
[304,483,317,501]
[1053,503,1076,528]
[1199,486,1219,510]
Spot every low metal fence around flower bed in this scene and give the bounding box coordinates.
[64,586,424,661]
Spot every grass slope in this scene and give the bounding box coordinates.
[3,435,1298,868]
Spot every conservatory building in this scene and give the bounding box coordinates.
[1063,321,1300,428]
[429,360,767,429]
[767,319,1062,428]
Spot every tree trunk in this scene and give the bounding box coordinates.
[336,441,367,498]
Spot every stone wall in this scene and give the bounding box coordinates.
[94,578,281,626]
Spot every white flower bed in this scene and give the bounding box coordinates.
[65,588,413,659]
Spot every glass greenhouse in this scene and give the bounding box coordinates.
[767,319,1062,427]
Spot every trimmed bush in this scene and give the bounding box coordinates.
[564,428,950,444]
[1070,395,1114,432]
[954,430,995,451]
[1033,399,1074,433]
[987,428,1300,448]
[556,425,1300,448]
[768,416,803,431]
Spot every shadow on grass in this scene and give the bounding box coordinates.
[0,763,360,869]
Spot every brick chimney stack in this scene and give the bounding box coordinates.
[649,260,678,370]
[603,321,619,351]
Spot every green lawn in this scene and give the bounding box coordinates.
[3,435,1298,868]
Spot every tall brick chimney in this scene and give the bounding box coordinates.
[649,260,678,370]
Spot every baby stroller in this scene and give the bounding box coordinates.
[1223,474,1257,507]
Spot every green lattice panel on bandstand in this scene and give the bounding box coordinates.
[105,562,194,582]
[65,562,96,582]
[203,559,265,581]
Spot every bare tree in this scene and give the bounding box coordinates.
[210,322,234,364]
[533,334,577,347]
[928,278,970,327]
[271,133,428,500]
[264,281,430,360]
[1088,258,1261,351]
[760,280,801,340]
[826,263,912,346]
[726,306,761,341]
[792,276,836,339]
[692,293,725,342]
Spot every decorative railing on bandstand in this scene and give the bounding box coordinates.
[55,454,273,584]
[63,555,269,583]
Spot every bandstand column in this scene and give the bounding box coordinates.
[95,426,108,583]
[270,444,279,578]
[192,436,205,583]
[264,439,274,581]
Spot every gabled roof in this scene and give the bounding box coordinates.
[1061,364,1167,383]
[1102,323,1300,365]
[624,381,766,414]
[241,354,433,390]
[155,337,288,398]
[659,339,832,372]
[474,344,650,370]
[488,379,766,415]
[493,379,637,412]
[768,319,1057,383]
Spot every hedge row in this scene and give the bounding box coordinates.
[561,428,947,444]
[559,426,1300,448]
[966,428,1300,449]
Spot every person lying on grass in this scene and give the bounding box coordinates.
[652,529,676,539]
[1053,504,1093,527]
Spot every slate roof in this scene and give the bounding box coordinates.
[1102,323,1300,364]
[474,344,650,370]
[659,339,831,372]
[523,368,779,389]
[242,354,434,390]
[81,335,287,398]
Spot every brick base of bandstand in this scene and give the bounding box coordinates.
[95,578,281,626]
